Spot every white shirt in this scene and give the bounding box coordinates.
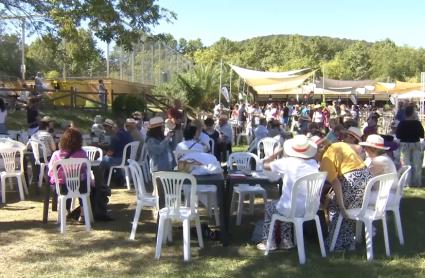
[269,156,319,215]
[176,139,207,153]
[312,111,323,123]
[198,131,211,152]
[32,130,56,157]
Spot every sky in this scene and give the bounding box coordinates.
[153,0,425,48]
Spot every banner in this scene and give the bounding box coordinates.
[221,86,230,103]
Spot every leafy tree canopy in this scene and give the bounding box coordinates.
[0,0,175,50]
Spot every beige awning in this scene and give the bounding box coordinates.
[229,64,313,95]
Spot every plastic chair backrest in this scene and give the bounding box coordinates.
[121,141,140,166]
[82,146,103,162]
[257,137,280,158]
[361,173,398,218]
[128,159,148,197]
[152,171,197,217]
[28,138,48,165]
[0,148,20,172]
[289,172,327,219]
[394,165,411,204]
[52,158,91,197]
[227,152,261,171]
[139,144,148,163]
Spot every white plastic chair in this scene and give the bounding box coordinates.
[228,152,267,225]
[174,149,220,226]
[137,144,152,185]
[28,138,49,188]
[256,137,280,159]
[385,165,411,245]
[128,159,158,240]
[330,173,398,261]
[0,146,29,203]
[153,171,204,261]
[52,158,93,233]
[207,137,215,155]
[236,125,252,145]
[106,141,140,190]
[264,172,327,264]
[82,146,103,167]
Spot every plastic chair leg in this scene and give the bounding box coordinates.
[106,168,113,187]
[60,198,67,234]
[87,198,94,224]
[1,176,6,203]
[212,196,220,226]
[314,215,326,257]
[393,209,404,245]
[230,192,236,216]
[38,164,45,188]
[294,220,306,264]
[382,216,391,257]
[182,219,191,261]
[124,166,131,190]
[155,217,166,259]
[167,219,173,243]
[364,221,374,261]
[129,201,143,240]
[81,197,91,231]
[236,193,244,226]
[21,174,29,195]
[17,177,25,201]
[195,216,204,248]
[329,215,343,252]
[264,215,277,255]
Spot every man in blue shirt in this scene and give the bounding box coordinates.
[101,118,133,185]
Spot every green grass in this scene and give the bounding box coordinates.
[1,184,425,278]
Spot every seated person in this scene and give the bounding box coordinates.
[257,135,319,251]
[91,115,105,138]
[48,128,89,223]
[176,124,208,153]
[32,116,57,158]
[204,117,220,160]
[101,119,133,184]
[216,114,233,162]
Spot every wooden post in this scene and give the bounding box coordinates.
[70,86,74,108]
[104,89,108,112]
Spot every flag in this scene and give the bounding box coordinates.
[221,87,229,103]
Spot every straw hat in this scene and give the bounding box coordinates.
[41,116,53,122]
[103,118,115,127]
[126,118,137,125]
[148,116,164,129]
[359,134,389,150]
[284,135,317,159]
[345,127,363,142]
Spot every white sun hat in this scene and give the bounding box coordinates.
[284,134,317,159]
[359,134,389,150]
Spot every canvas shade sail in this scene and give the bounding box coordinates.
[229,64,313,95]
[397,90,425,99]
[374,81,422,94]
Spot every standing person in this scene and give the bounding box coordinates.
[98,80,106,106]
[0,98,7,134]
[167,99,184,149]
[145,117,174,172]
[238,103,248,130]
[27,97,40,136]
[312,105,323,128]
[318,141,371,251]
[396,105,425,187]
[34,72,44,95]
[216,114,233,162]
[204,117,220,160]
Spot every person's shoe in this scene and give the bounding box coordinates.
[94,214,114,222]
[257,241,277,251]
[77,216,85,224]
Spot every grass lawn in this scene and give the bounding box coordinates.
[1,182,425,278]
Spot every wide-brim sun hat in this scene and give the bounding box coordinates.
[149,116,164,129]
[359,134,390,150]
[345,126,363,142]
[103,118,115,127]
[284,134,317,159]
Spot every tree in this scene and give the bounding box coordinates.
[0,0,175,50]
[0,34,22,78]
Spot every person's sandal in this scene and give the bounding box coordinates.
[77,215,85,224]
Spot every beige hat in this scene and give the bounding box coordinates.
[103,118,115,127]
[359,134,389,150]
[345,126,363,142]
[41,116,53,122]
[148,116,164,129]
[126,118,137,125]
[284,135,317,159]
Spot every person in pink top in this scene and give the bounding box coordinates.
[48,128,89,222]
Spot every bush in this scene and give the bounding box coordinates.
[112,94,146,117]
